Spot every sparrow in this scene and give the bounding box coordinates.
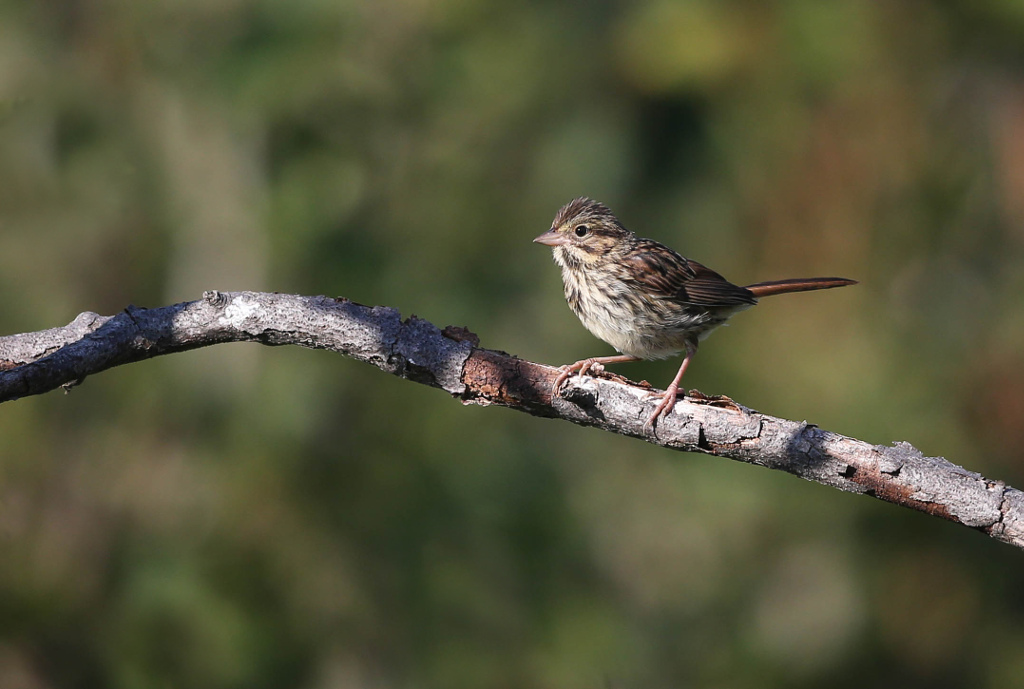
[534,197,857,427]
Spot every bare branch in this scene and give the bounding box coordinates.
[2,290,1022,549]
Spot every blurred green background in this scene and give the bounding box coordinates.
[3,0,1024,687]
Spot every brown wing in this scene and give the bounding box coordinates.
[682,259,758,306]
[621,242,756,307]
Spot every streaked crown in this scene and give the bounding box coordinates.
[546,197,634,266]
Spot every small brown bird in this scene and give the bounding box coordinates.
[535,197,856,426]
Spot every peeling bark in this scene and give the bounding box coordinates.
[1,290,1021,550]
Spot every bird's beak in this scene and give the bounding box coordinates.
[533,229,569,247]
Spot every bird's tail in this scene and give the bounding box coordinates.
[744,277,857,298]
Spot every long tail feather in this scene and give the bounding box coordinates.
[744,277,857,298]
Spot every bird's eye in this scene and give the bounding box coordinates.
[574,225,589,237]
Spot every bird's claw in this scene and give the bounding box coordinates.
[643,385,681,430]
[551,367,573,397]
[551,359,605,398]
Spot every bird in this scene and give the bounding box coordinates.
[534,197,857,427]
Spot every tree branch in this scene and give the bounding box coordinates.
[3,290,1021,549]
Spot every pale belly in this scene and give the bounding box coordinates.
[564,268,752,359]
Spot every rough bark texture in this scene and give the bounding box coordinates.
[2,290,1022,550]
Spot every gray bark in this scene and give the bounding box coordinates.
[2,290,1021,549]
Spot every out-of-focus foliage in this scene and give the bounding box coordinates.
[3,0,1024,686]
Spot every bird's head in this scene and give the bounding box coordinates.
[533,197,633,268]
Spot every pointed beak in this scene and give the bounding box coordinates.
[533,229,569,247]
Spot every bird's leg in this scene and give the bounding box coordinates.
[552,355,640,396]
[646,343,697,427]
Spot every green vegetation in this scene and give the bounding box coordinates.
[3,0,1024,686]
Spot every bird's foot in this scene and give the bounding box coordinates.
[644,383,682,429]
[552,358,605,397]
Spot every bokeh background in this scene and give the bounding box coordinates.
[3,0,1024,687]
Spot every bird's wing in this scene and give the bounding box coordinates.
[621,243,756,307]
[681,259,758,306]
